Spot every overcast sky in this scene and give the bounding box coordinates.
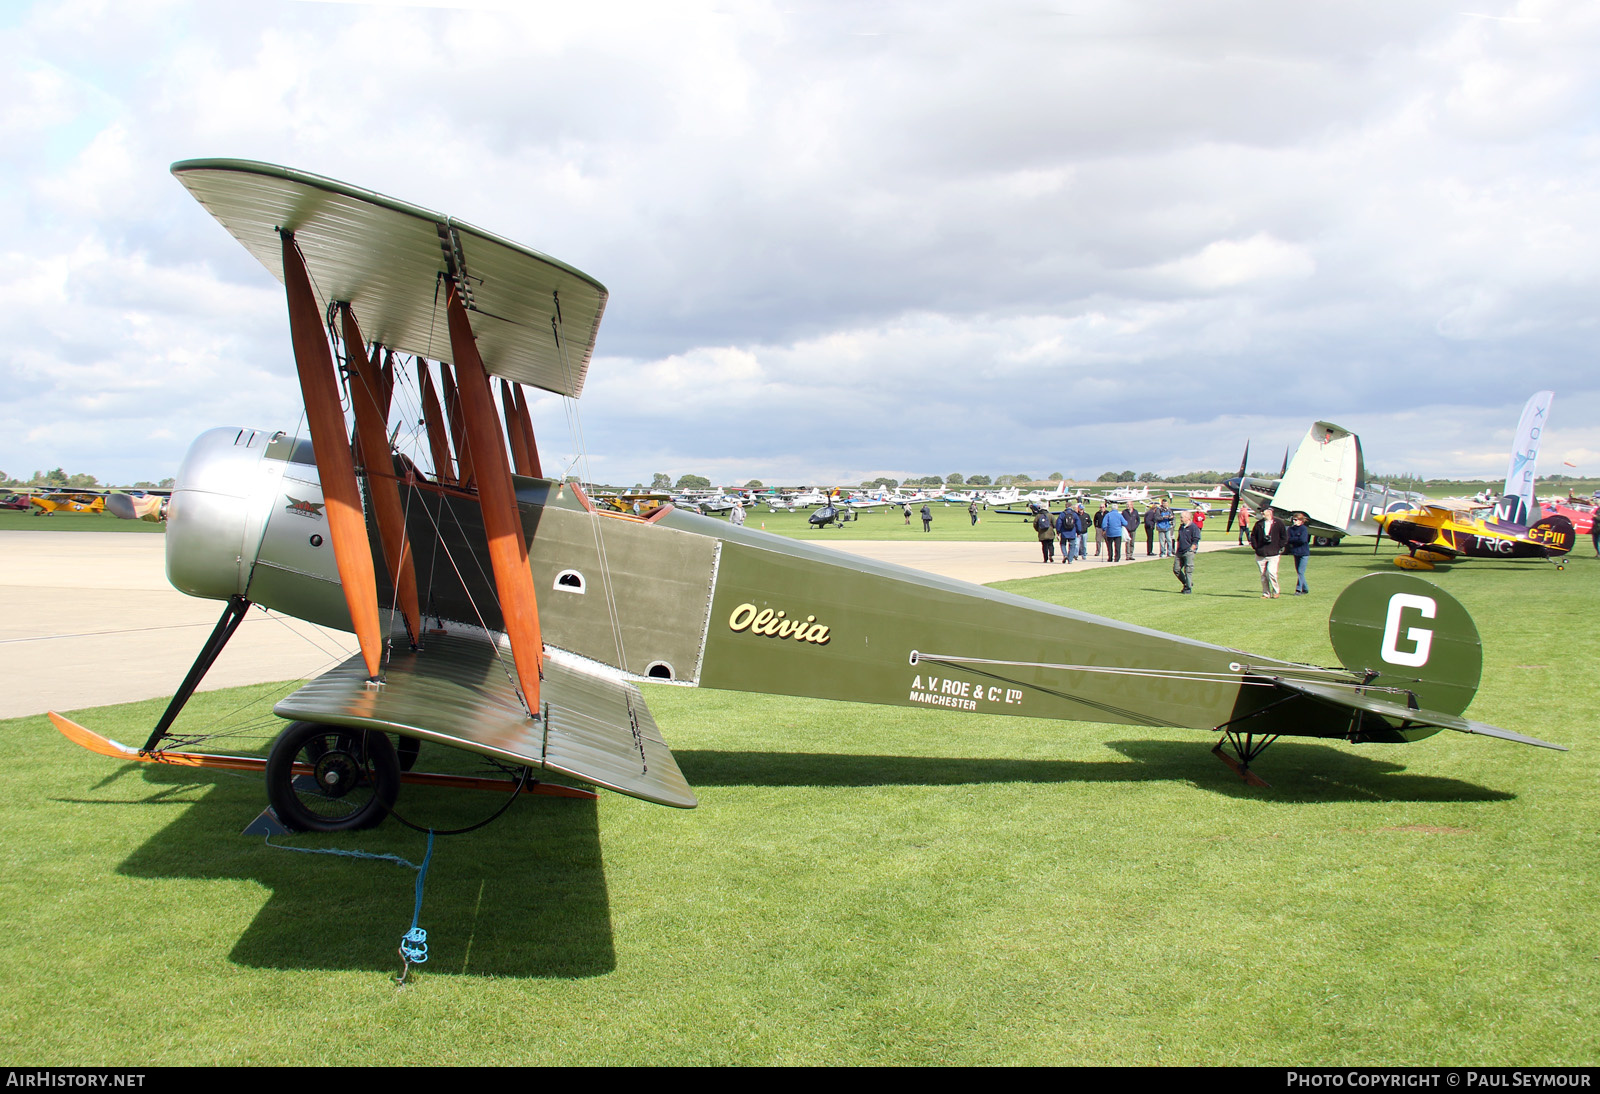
[2,0,1596,488]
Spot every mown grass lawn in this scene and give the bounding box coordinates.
[0,509,163,533]
[2,542,1595,1065]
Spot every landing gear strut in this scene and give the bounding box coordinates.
[1210,692,1295,788]
[1212,730,1279,789]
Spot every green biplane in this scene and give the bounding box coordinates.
[51,160,1564,831]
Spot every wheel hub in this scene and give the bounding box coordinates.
[312,749,362,799]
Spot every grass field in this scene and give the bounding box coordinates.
[0,510,163,533]
[2,542,1596,1065]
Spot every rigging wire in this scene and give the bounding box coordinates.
[913,653,1279,688]
[550,297,631,677]
[393,279,525,702]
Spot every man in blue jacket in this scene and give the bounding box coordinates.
[1101,504,1125,562]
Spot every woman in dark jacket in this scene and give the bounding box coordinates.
[1035,506,1056,562]
[1287,512,1312,595]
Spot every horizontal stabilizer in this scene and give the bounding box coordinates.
[1272,676,1567,751]
[275,631,697,808]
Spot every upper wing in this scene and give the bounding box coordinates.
[275,632,696,808]
[172,159,608,398]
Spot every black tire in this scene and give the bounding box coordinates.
[266,721,400,832]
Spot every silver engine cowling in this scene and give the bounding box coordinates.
[166,427,353,632]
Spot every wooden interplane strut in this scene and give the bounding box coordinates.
[500,378,534,477]
[338,304,422,645]
[444,285,544,713]
[511,383,542,478]
[279,232,383,681]
[417,359,455,484]
[440,362,475,488]
[379,349,395,420]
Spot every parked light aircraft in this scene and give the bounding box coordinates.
[594,491,672,517]
[1101,485,1150,505]
[1242,420,1577,571]
[105,491,170,522]
[1228,424,1427,547]
[29,491,107,515]
[766,489,827,512]
[51,160,1563,831]
[1373,506,1575,570]
[1540,493,1596,536]
[845,490,897,510]
[1022,482,1078,506]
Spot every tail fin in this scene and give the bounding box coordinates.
[1527,514,1575,555]
[1495,494,1529,524]
[1328,572,1481,715]
[1271,421,1361,534]
[1311,572,1564,749]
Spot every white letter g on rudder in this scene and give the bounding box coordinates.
[1380,593,1436,668]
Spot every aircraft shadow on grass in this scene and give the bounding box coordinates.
[56,739,1509,977]
[674,740,1511,803]
[85,764,617,979]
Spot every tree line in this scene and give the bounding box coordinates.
[0,469,174,489]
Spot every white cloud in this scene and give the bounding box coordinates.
[1153,233,1317,291]
[0,0,1597,487]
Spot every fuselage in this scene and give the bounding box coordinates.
[165,426,1430,747]
[1376,509,1574,560]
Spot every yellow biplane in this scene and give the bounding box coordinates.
[1374,504,1575,570]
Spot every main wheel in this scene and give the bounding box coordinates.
[266,721,400,832]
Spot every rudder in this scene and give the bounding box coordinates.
[1327,572,1482,717]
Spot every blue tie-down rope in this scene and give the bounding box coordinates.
[397,831,436,982]
[265,828,436,984]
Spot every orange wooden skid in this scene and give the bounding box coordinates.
[48,712,597,800]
